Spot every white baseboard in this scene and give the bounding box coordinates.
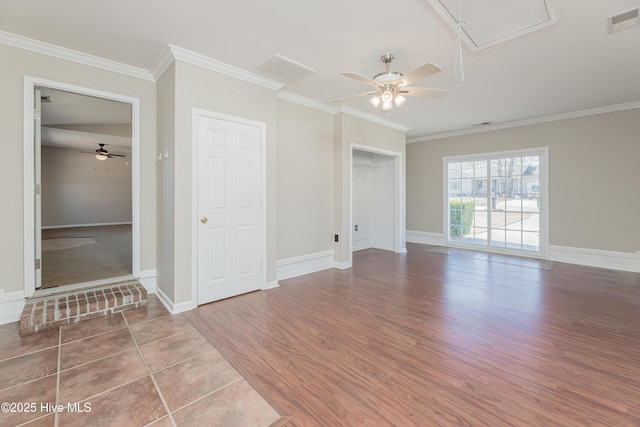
[549,245,640,273]
[406,230,445,246]
[334,261,353,270]
[405,230,640,273]
[0,290,26,325]
[353,237,372,252]
[262,281,280,290]
[172,300,197,314]
[138,269,157,294]
[153,286,196,315]
[42,221,133,230]
[276,249,335,280]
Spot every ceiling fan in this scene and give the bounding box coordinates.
[80,143,125,161]
[332,54,449,111]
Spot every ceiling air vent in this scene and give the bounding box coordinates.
[255,53,316,83]
[607,7,639,33]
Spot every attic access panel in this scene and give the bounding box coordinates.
[426,0,558,51]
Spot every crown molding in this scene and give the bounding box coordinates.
[151,45,176,80]
[276,91,335,114]
[0,31,154,81]
[337,105,411,133]
[277,91,412,133]
[407,100,640,143]
[163,45,284,91]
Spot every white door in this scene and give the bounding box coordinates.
[34,88,42,289]
[197,115,263,304]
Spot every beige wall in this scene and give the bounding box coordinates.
[407,108,640,253]
[157,60,278,305]
[1,40,410,306]
[334,113,407,263]
[41,146,132,227]
[276,99,334,260]
[156,63,176,301]
[0,44,156,294]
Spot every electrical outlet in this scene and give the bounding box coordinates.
[355,224,358,231]
[334,234,339,242]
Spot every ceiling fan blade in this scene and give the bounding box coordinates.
[399,87,449,99]
[330,91,377,104]
[341,72,382,88]
[108,153,126,157]
[394,63,442,87]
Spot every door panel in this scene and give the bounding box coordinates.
[197,116,262,304]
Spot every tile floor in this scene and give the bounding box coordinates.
[0,295,285,427]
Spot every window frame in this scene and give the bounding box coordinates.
[442,147,549,258]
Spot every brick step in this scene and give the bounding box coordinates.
[20,280,147,335]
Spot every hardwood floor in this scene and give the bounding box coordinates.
[185,243,640,426]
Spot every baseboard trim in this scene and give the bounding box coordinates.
[353,237,372,252]
[42,222,133,230]
[406,230,640,273]
[153,286,196,315]
[406,230,445,246]
[276,250,335,281]
[262,281,280,290]
[138,269,157,294]
[549,245,640,273]
[334,261,353,270]
[0,290,26,325]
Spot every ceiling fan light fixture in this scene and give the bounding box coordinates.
[96,153,108,160]
[394,94,406,107]
[381,89,394,103]
[334,53,448,112]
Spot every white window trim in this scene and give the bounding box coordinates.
[442,147,549,258]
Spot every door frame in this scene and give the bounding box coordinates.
[191,108,267,305]
[349,144,405,266]
[442,147,549,258]
[23,76,141,297]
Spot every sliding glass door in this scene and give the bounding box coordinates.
[445,148,547,256]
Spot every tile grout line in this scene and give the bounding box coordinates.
[0,344,60,366]
[61,325,130,345]
[0,373,57,395]
[123,313,177,427]
[139,340,217,375]
[169,376,244,415]
[52,315,149,416]
[58,346,139,374]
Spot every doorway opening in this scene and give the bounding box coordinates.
[352,150,395,251]
[24,78,141,297]
[349,144,405,264]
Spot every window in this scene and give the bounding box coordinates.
[444,148,547,256]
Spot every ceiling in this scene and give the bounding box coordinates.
[40,88,132,153]
[1,0,639,140]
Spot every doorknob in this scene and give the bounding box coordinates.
[200,216,208,224]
